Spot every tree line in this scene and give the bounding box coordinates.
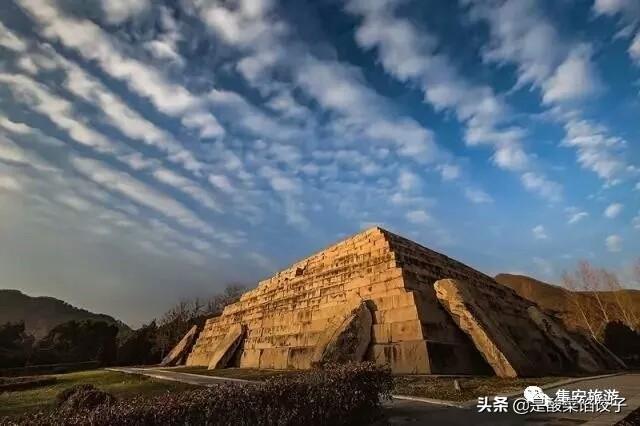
[0,284,246,369]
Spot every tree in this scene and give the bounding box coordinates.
[31,320,118,365]
[562,271,598,339]
[577,261,610,326]
[0,322,34,368]
[155,284,247,359]
[116,321,161,366]
[601,268,638,331]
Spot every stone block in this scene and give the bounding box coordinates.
[312,300,372,364]
[368,340,430,374]
[161,325,199,367]
[208,324,245,370]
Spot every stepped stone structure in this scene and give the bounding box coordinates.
[181,227,620,376]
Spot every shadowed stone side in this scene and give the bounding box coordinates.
[312,300,372,365]
[526,306,601,373]
[434,279,527,377]
[161,325,200,367]
[208,324,245,370]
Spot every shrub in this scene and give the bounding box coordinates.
[55,384,116,412]
[15,363,391,426]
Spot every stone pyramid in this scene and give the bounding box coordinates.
[180,227,621,376]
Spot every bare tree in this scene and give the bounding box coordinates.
[601,268,638,331]
[156,284,248,356]
[577,261,610,328]
[562,271,597,339]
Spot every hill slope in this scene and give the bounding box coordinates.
[495,274,640,334]
[0,289,129,339]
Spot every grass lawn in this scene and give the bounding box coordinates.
[0,369,196,419]
[172,366,306,381]
[393,375,566,402]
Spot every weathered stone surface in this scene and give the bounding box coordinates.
[312,300,372,365]
[161,325,199,367]
[183,227,615,376]
[208,324,245,370]
[434,279,528,377]
[186,227,493,374]
[579,335,627,370]
[434,278,617,377]
[526,306,601,373]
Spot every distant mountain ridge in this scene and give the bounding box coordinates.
[0,289,130,340]
[495,273,640,333]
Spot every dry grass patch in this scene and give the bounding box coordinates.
[393,375,566,402]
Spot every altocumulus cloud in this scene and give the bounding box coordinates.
[0,0,638,324]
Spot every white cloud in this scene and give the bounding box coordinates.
[604,203,623,218]
[247,251,274,271]
[0,134,54,171]
[568,211,588,224]
[398,169,420,192]
[259,165,299,194]
[345,0,534,177]
[0,173,22,192]
[521,172,562,201]
[70,156,212,234]
[57,194,92,212]
[0,118,31,134]
[593,0,637,16]
[152,168,220,212]
[208,174,234,194]
[294,58,441,162]
[0,21,27,52]
[406,209,431,224]
[51,52,204,170]
[16,0,224,140]
[532,225,549,240]
[592,0,640,64]
[562,119,626,181]
[101,0,150,24]
[144,40,184,66]
[465,0,629,185]
[606,234,622,252]
[465,188,493,204]
[0,73,117,155]
[633,213,640,229]
[542,45,600,104]
[437,164,461,181]
[630,33,640,64]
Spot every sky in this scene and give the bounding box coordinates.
[0,0,639,327]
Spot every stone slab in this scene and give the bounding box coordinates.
[208,324,245,370]
[161,325,199,367]
[311,300,372,365]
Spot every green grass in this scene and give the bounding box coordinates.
[172,366,307,381]
[393,376,566,402]
[0,369,195,419]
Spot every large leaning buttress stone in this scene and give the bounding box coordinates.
[526,306,601,373]
[161,325,200,367]
[434,279,530,377]
[311,300,372,365]
[208,324,245,370]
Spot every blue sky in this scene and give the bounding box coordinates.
[0,0,638,325]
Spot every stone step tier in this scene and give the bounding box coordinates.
[186,227,488,374]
